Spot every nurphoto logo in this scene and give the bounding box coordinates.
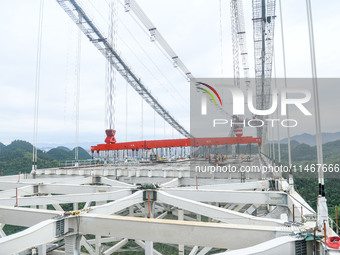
[197,82,312,116]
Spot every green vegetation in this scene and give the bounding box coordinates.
[3,225,28,236]
[275,140,340,163]
[0,140,91,175]
[47,146,90,161]
[46,147,71,161]
[273,140,340,214]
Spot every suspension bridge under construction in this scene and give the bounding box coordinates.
[0,0,338,254]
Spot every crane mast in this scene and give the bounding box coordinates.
[230,0,250,142]
[230,0,250,89]
[252,0,276,141]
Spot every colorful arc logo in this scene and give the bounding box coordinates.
[196,82,222,115]
[196,82,222,106]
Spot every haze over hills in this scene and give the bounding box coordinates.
[280,132,340,146]
[37,142,98,152]
[277,139,340,163]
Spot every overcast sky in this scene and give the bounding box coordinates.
[0,0,339,147]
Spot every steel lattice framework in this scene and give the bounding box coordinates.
[230,0,250,89]
[230,0,251,142]
[252,0,276,140]
[56,0,192,139]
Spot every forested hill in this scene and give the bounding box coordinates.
[277,139,340,164]
[47,146,91,161]
[281,132,340,146]
[277,140,340,212]
[0,140,91,175]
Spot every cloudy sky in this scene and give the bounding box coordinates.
[0,0,339,148]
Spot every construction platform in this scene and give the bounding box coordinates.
[0,154,338,255]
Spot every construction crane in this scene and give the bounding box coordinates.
[252,0,276,141]
[230,0,250,89]
[229,0,251,146]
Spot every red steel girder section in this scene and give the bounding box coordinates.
[91,137,261,153]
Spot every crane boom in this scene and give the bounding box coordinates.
[56,0,192,138]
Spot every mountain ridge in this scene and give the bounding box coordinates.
[0,140,91,175]
[280,132,340,146]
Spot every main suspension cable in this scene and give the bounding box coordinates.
[306,0,324,196]
[141,96,143,140]
[273,50,281,164]
[74,15,82,166]
[32,0,45,172]
[125,80,128,141]
[278,0,292,167]
[219,0,224,77]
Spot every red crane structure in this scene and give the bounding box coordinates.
[91,136,261,154]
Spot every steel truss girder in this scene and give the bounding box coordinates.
[0,211,294,254]
[0,218,59,255]
[56,0,191,138]
[78,214,292,249]
[173,180,269,190]
[88,190,143,215]
[0,176,92,188]
[213,236,302,255]
[0,185,34,198]
[0,189,131,207]
[0,182,124,195]
[38,183,126,194]
[157,191,284,226]
[164,189,287,206]
[0,205,61,227]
